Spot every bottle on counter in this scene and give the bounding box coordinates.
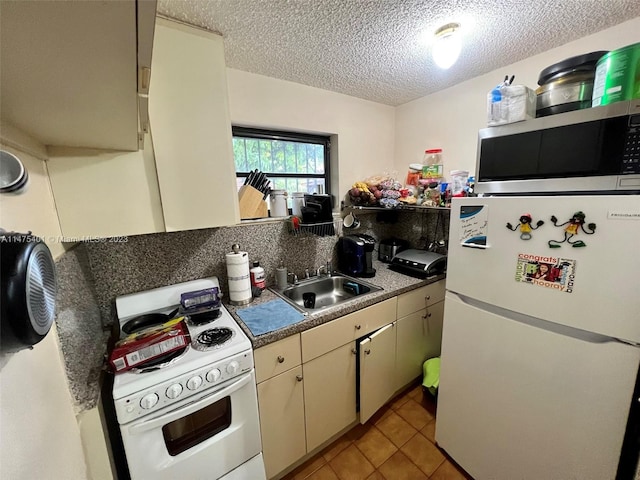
[250,261,266,290]
[425,182,441,207]
[275,261,288,289]
[440,183,452,208]
[422,148,443,181]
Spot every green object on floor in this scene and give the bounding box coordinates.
[422,357,441,396]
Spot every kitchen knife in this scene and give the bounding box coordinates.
[254,171,265,190]
[261,178,270,193]
[245,170,254,187]
[253,170,262,189]
[260,179,270,196]
[249,169,259,188]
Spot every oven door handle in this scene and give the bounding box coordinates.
[128,373,252,434]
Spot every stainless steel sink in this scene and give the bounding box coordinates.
[271,273,382,313]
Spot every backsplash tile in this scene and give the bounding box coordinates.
[84,221,338,325]
[83,211,448,327]
[54,245,106,411]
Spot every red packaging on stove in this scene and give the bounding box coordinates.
[109,318,190,373]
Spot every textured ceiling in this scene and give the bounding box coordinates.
[157,0,640,106]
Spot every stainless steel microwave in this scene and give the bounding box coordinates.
[475,99,640,194]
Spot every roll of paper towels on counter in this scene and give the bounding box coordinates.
[226,244,252,305]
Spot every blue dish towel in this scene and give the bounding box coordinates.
[236,299,305,336]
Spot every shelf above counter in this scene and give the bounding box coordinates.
[341,203,451,213]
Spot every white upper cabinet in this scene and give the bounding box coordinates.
[47,134,165,238]
[48,16,240,238]
[0,0,155,151]
[149,18,240,231]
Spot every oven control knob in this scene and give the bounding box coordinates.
[186,375,203,390]
[206,368,221,383]
[140,393,159,410]
[226,361,239,375]
[166,383,183,399]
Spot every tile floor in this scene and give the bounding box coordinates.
[282,383,473,480]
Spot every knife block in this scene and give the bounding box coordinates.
[238,185,268,219]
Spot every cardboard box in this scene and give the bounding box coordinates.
[109,318,190,372]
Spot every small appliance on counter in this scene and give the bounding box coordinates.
[389,249,447,278]
[378,237,410,263]
[337,234,376,278]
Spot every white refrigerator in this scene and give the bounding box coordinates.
[436,194,640,480]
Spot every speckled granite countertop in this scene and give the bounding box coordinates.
[225,260,446,349]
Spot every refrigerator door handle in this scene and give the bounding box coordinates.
[448,291,637,347]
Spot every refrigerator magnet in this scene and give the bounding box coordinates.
[515,253,576,293]
[548,211,596,248]
[506,213,544,240]
[460,205,488,248]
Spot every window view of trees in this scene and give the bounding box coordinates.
[233,128,330,205]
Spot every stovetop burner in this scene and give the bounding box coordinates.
[186,307,222,326]
[194,327,234,350]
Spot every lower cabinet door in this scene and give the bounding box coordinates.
[395,300,444,391]
[257,366,306,479]
[303,342,357,452]
[359,322,397,423]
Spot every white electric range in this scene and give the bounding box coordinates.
[112,277,265,480]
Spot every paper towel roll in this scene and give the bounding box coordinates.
[226,247,252,305]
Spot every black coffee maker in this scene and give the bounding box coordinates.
[337,234,376,278]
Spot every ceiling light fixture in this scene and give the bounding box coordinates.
[432,22,462,70]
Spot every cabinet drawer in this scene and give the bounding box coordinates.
[302,315,356,364]
[301,298,396,363]
[360,297,397,337]
[397,280,446,318]
[254,334,301,384]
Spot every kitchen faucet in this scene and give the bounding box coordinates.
[287,272,299,285]
[316,260,332,277]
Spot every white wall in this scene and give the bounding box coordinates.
[0,128,87,479]
[0,128,66,259]
[394,17,640,178]
[0,325,87,480]
[226,69,396,200]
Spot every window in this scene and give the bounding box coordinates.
[232,127,330,209]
